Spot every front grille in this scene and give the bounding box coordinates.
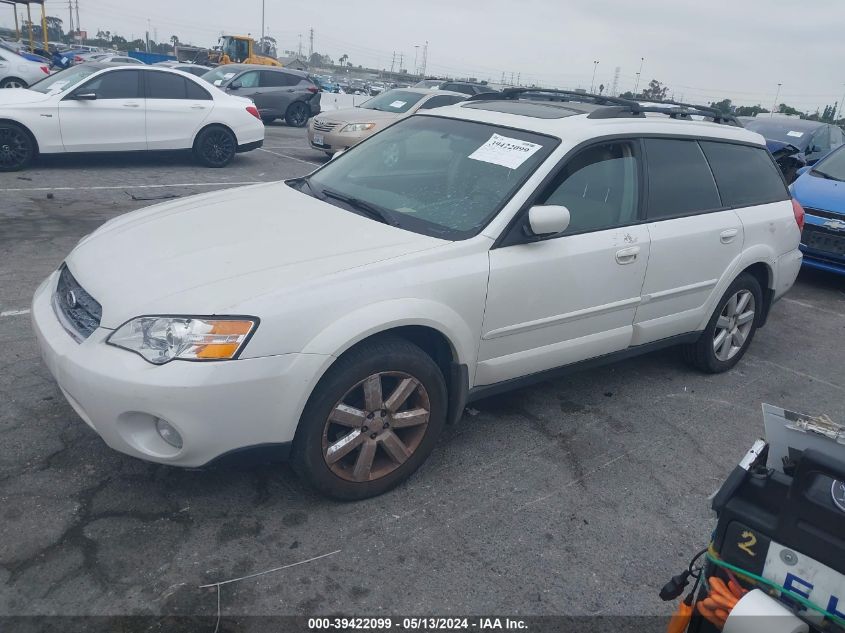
[802,225,845,257]
[52,265,102,341]
[311,119,340,132]
[805,207,845,222]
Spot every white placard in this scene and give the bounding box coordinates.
[468,133,543,169]
[213,79,223,86]
[787,131,804,138]
[389,100,407,108]
[223,72,236,79]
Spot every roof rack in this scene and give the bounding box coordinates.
[467,88,742,126]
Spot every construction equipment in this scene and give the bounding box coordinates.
[189,35,281,67]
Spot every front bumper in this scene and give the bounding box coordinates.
[306,125,371,153]
[31,271,329,467]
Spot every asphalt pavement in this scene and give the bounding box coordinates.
[2,124,845,625]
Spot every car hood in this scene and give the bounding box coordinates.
[792,172,845,215]
[66,181,446,327]
[314,108,401,124]
[0,88,53,106]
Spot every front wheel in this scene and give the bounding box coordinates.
[285,102,310,127]
[0,121,35,171]
[292,336,447,500]
[193,126,236,168]
[682,273,762,373]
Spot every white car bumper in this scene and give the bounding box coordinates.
[31,271,328,467]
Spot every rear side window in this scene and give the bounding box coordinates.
[700,141,788,207]
[440,83,474,95]
[644,139,721,219]
[146,71,187,98]
[418,95,465,110]
[186,78,212,100]
[261,71,299,87]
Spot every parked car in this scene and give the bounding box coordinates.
[312,75,340,93]
[0,40,51,65]
[413,78,446,89]
[437,81,499,96]
[790,144,845,274]
[307,88,466,155]
[0,46,50,88]
[202,64,320,127]
[31,89,803,499]
[742,117,845,183]
[153,61,212,77]
[90,55,145,65]
[51,48,94,69]
[0,63,264,171]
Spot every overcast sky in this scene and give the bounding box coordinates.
[14,0,845,111]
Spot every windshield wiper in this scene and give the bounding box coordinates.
[320,188,400,226]
[288,176,320,197]
[811,169,843,182]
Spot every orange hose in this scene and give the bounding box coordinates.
[666,600,693,633]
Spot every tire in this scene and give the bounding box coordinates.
[682,272,763,373]
[0,121,36,172]
[292,336,447,500]
[193,126,236,168]
[0,77,27,89]
[285,101,310,127]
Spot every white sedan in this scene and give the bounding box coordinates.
[0,46,51,89]
[0,62,265,171]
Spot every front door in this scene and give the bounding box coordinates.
[58,69,146,152]
[477,140,649,386]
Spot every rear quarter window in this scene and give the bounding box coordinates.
[700,141,789,207]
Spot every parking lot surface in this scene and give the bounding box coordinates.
[2,125,845,620]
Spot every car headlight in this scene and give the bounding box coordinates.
[341,123,376,132]
[107,316,258,365]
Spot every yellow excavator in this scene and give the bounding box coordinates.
[203,35,282,66]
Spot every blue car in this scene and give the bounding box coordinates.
[790,144,845,275]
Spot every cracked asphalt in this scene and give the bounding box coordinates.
[2,124,845,626]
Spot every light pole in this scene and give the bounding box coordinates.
[414,45,419,76]
[771,83,782,117]
[260,0,265,54]
[590,60,599,93]
[633,57,645,95]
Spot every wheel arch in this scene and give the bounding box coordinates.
[191,121,236,150]
[0,117,40,155]
[740,261,774,327]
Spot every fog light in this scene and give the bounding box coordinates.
[155,418,183,449]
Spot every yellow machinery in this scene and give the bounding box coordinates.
[208,35,281,66]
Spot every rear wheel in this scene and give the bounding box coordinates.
[682,273,762,373]
[0,77,27,89]
[285,102,310,127]
[0,121,35,171]
[193,126,236,168]
[292,336,447,500]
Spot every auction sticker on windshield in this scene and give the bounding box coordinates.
[468,133,543,169]
[389,100,407,108]
[787,131,804,138]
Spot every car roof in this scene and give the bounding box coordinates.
[422,97,766,145]
[743,117,826,131]
[222,63,306,75]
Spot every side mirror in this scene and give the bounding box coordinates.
[796,165,811,177]
[526,205,570,238]
[229,81,241,90]
[71,92,97,100]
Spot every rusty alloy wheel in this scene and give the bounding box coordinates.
[321,371,431,482]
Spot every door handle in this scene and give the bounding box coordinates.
[122,102,140,108]
[191,104,207,109]
[615,246,640,265]
[720,228,739,244]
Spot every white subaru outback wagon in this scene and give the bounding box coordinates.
[32,89,804,499]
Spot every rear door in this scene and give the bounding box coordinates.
[256,70,297,118]
[58,69,146,151]
[144,70,213,149]
[478,140,649,385]
[633,138,742,344]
